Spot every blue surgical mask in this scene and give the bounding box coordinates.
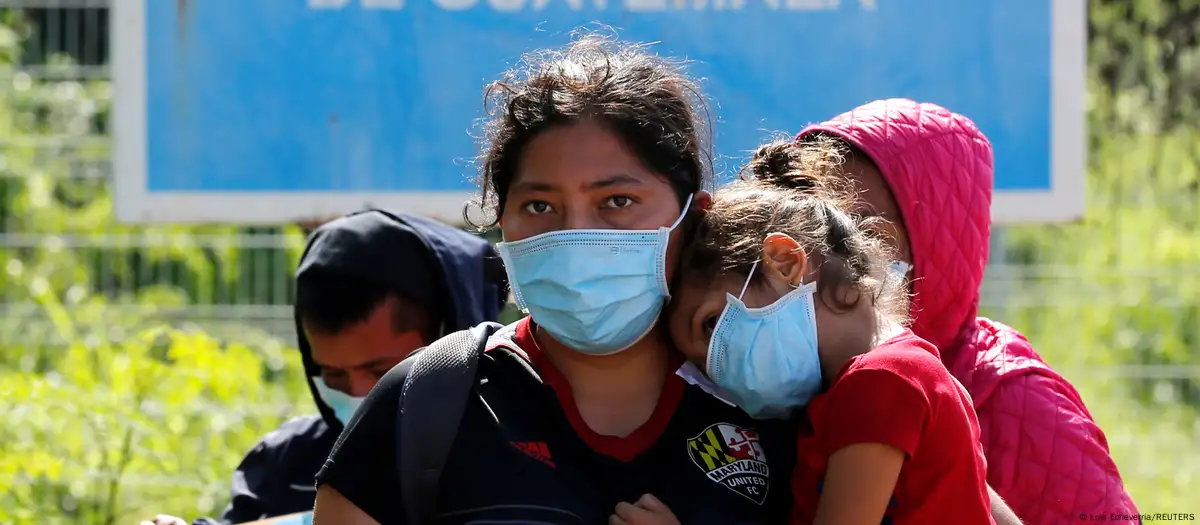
[497,196,692,356]
[707,262,823,419]
[311,377,364,426]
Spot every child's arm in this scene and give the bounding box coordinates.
[813,442,905,525]
[816,354,933,525]
[988,486,1023,525]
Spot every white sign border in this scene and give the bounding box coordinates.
[991,0,1086,224]
[112,0,1086,225]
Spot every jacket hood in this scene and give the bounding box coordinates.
[796,99,994,356]
[293,209,508,429]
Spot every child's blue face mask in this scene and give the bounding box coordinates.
[496,196,692,356]
[312,377,364,426]
[705,261,824,419]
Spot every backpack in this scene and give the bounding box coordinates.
[396,322,502,524]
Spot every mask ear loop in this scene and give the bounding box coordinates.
[667,194,695,231]
[656,194,697,299]
[709,259,759,381]
[737,260,760,301]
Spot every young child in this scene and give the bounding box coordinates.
[614,138,995,525]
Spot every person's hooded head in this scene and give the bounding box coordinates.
[294,209,508,430]
[795,98,994,361]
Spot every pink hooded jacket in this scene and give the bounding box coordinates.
[797,99,1138,524]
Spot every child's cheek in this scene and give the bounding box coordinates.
[689,345,710,368]
[680,333,710,367]
[666,310,707,365]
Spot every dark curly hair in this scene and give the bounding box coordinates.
[466,32,713,228]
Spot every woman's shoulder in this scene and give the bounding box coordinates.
[367,320,532,402]
[954,316,1074,409]
[481,318,532,357]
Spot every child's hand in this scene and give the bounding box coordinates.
[610,494,679,525]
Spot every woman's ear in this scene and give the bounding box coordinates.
[761,232,808,286]
[694,190,713,211]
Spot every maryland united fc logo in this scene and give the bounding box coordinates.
[687,423,770,505]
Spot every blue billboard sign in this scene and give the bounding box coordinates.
[112,0,1085,224]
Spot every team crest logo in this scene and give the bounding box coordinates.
[687,423,769,505]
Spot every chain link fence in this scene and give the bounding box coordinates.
[0,1,300,344]
[0,1,1195,523]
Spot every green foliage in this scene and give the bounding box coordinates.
[0,238,309,524]
[0,9,313,525]
[1002,128,1200,398]
[0,323,308,525]
[1089,0,1200,131]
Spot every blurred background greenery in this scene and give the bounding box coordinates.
[0,1,1196,524]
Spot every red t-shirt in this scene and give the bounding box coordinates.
[790,331,993,525]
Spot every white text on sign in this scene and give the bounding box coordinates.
[308,0,876,12]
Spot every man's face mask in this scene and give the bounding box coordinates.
[312,377,365,426]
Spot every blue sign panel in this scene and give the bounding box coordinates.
[112,0,1084,224]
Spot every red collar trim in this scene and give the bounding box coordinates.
[511,317,684,462]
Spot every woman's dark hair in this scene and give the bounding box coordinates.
[681,136,907,322]
[466,32,713,228]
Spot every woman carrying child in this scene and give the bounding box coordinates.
[794,99,1137,525]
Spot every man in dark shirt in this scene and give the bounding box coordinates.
[141,210,508,525]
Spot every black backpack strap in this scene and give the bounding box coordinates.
[396,322,500,524]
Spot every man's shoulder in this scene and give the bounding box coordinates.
[257,415,336,450]
[231,415,332,496]
[272,414,329,435]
